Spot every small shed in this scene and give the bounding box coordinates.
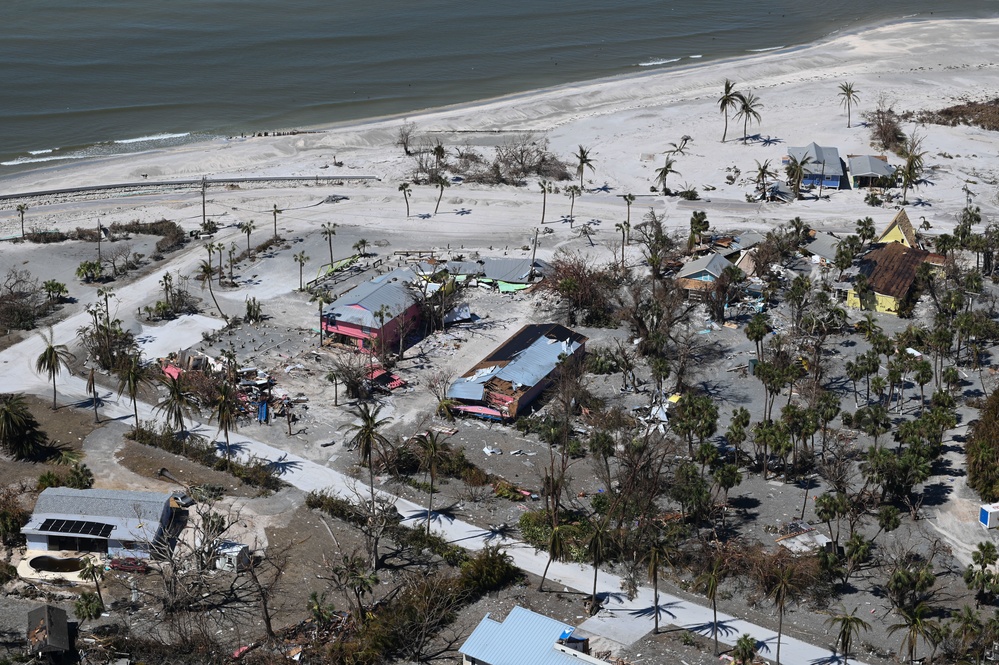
[27,604,71,657]
[215,541,251,572]
[980,503,999,529]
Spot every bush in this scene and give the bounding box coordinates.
[0,561,16,586]
[460,545,520,594]
[968,388,999,501]
[0,487,28,547]
[37,471,63,490]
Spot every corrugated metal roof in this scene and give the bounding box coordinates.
[736,231,764,249]
[445,260,484,276]
[482,258,547,284]
[496,336,581,388]
[459,606,583,665]
[804,233,840,261]
[325,275,415,328]
[676,253,733,280]
[446,381,486,401]
[788,142,844,176]
[849,155,895,179]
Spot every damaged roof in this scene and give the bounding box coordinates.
[857,242,932,299]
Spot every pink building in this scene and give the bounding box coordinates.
[321,270,420,352]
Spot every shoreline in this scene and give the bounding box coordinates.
[0,13,990,189]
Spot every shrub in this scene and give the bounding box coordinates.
[37,471,63,490]
[968,387,999,501]
[0,561,16,586]
[459,545,520,594]
[0,487,28,547]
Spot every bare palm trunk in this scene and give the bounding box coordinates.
[539,555,554,592]
[51,376,57,410]
[776,609,784,665]
[653,575,660,634]
[426,468,435,536]
[712,597,719,655]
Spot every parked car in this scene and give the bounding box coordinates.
[108,557,149,574]
[169,491,195,508]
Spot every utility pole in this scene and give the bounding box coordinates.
[529,228,539,281]
[201,176,208,230]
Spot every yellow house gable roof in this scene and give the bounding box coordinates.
[877,209,919,248]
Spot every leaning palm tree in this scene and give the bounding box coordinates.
[718,79,741,142]
[155,374,194,436]
[211,381,240,470]
[735,91,763,143]
[838,82,860,128]
[80,556,105,606]
[16,204,28,238]
[432,174,450,215]
[116,354,152,431]
[539,180,552,224]
[0,393,46,460]
[86,368,100,423]
[414,430,452,535]
[826,607,871,665]
[345,402,391,566]
[574,145,595,188]
[889,602,936,665]
[35,328,75,410]
[321,222,338,265]
[398,182,412,217]
[785,154,813,200]
[74,591,103,628]
[654,158,680,194]
[538,524,569,592]
[754,159,777,199]
[294,251,310,291]
[196,260,226,321]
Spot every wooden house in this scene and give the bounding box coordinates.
[876,209,921,249]
[846,243,943,314]
[784,143,845,189]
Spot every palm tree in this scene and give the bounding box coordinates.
[733,634,757,665]
[86,368,100,423]
[80,556,105,606]
[196,260,226,321]
[756,553,810,665]
[155,374,193,436]
[321,222,338,264]
[645,536,676,634]
[74,591,104,627]
[432,174,450,215]
[838,82,860,128]
[718,79,741,142]
[539,180,552,224]
[735,91,763,143]
[116,354,151,431]
[622,193,635,236]
[587,520,608,615]
[566,185,582,222]
[399,182,412,217]
[294,251,309,291]
[211,381,240,470]
[694,551,728,654]
[654,158,680,194]
[827,607,870,665]
[345,402,391,566]
[16,204,28,238]
[35,328,75,410]
[271,204,282,239]
[889,602,936,665]
[785,154,813,199]
[754,159,777,199]
[353,238,369,257]
[238,220,256,256]
[0,393,46,460]
[574,145,595,188]
[746,312,769,359]
[615,222,629,269]
[538,524,569,592]
[414,431,452,535]
[856,217,876,248]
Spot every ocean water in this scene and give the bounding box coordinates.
[1,0,995,172]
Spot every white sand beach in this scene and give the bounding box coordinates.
[3,17,999,260]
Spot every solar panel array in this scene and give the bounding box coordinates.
[38,518,113,538]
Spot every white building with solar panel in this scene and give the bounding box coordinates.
[22,488,173,558]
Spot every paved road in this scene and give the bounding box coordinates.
[3,267,863,664]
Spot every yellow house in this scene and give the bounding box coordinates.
[846,242,939,315]
[876,209,920,248]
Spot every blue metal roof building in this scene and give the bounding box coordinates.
[460,606,600,665]
[446,323,587,420]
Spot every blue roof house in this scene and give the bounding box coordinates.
[460,606,601,665]
[784,142,845,190]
